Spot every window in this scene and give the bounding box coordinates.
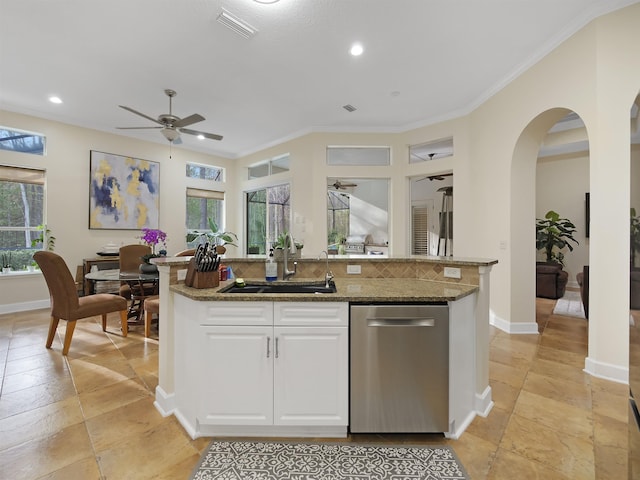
[246,184,290,254]
[186,162,224,182]
[327,190,350,248]
[411,206,429,255]
[186,188,224,240]
[409,137,453,164]
[326,146,390,166]
[0,127,46,155]
[0,165,45,269]
[248,154,290,179]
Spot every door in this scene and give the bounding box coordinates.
[198,325,273,425]
[273,326,348,425]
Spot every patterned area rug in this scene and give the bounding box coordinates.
[190,440,469,480]
[552,290,585,319]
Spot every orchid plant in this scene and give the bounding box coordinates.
[139,228,167,263]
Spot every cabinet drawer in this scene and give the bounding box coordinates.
[182,300,273,326]
[274,302,348,327]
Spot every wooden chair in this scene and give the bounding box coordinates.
[143,295,160,338]
[118,244,153,298]
[34,251,128,355]
[141,250,191,338]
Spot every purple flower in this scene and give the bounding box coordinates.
[139,228,167,254]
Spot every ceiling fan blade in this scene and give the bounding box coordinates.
[179,128,223,141]
[116,126,162,130]
[173,113,205,128]
[118,105,162,125]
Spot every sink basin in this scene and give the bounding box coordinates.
[221,281,336,294]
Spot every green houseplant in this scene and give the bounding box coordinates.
[31,224,55,251]
[187,218,238,254]
[536,210,579,267]
[631,208,640,268]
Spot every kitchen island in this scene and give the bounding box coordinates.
[152,256,497,440]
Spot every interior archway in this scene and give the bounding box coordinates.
[510,108,588,334]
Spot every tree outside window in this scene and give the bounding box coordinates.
[246,184,290,254]
[0,166,45,270]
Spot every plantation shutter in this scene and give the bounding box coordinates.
[412,205,429,255]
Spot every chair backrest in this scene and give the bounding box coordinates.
[175,248,195,257]
[119,244,151,273]
[34,251,80,319]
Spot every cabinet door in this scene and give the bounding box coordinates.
[273,326,348,426]
[198,326,273,425]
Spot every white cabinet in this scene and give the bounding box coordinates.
[199,326,273,425]
[175,297,349,438]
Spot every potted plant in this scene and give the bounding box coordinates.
[187,218,237,254]
[536,210,579,267]
[139,228,168,271]
[2,252,13,273]
[31,224,56,251]
[273,231,304,260]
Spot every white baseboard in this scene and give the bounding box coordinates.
[490,312,539,334]
[0,299,49,315]
[154,386,176,417]
[475,386,494,417]
[584,356,628,384]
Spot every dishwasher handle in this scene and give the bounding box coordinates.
[367,317,435,327]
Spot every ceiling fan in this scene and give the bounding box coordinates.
[328,179,358,190]
[117,89,223,143]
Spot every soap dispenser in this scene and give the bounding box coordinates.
[265,248,277,281]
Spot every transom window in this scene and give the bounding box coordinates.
[0,126,46,155]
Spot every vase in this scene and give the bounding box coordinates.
[139,263,158,274]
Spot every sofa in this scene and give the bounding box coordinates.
[576,265,589,319]
[536,262,569,299]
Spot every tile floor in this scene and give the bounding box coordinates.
[0,296,630,479]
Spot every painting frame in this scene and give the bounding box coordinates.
[89,150,160,230]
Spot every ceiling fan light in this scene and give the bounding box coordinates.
[161,127,180,142]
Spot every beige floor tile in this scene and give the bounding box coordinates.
[67,349,137,394]
[0,395,84,451]
[0,375,77,419]
[79,376,152,419]
[36,456,102,480]
[450,431,497,480]
[522,371,592,410]
[593,413,628,450]
[85,397,170,451]
[2,363,70,394]
[529,356,591,386]
[489,379,521,413]
[4,350,66,376]
[500,414,595,478]
[488,448,573,479]
[0,423,95,479]
[96,419,199,480]
[594,443,628,480]
[463,406,511,446]
[489,360,528,389]
[535,344,586,369]
[512,390,593,440]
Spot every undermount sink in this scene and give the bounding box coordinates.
[220,281,336,294]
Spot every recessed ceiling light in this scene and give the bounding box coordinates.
[197,134,205,140]
[49,96,62,104]
[350,43,364,56]
[254,0,279,3]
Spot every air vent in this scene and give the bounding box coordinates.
[217,9,257,38]
[343,104,357,112]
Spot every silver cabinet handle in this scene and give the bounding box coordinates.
[275,337,279,358]
[266,336,271,358]
[367,318,435,327]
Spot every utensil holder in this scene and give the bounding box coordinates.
[185,259,220,289]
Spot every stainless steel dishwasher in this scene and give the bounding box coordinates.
[350,303,449,433]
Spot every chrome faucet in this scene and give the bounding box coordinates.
[320,250,334,288]
[282,232,297,280]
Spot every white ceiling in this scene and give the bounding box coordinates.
[1,0,637,159]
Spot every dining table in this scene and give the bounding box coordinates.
[84,268,159,323]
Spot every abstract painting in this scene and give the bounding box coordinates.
[89,150,160,230]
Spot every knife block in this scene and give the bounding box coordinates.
[185,259,220,289]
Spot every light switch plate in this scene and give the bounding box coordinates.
[444,267,461,279]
